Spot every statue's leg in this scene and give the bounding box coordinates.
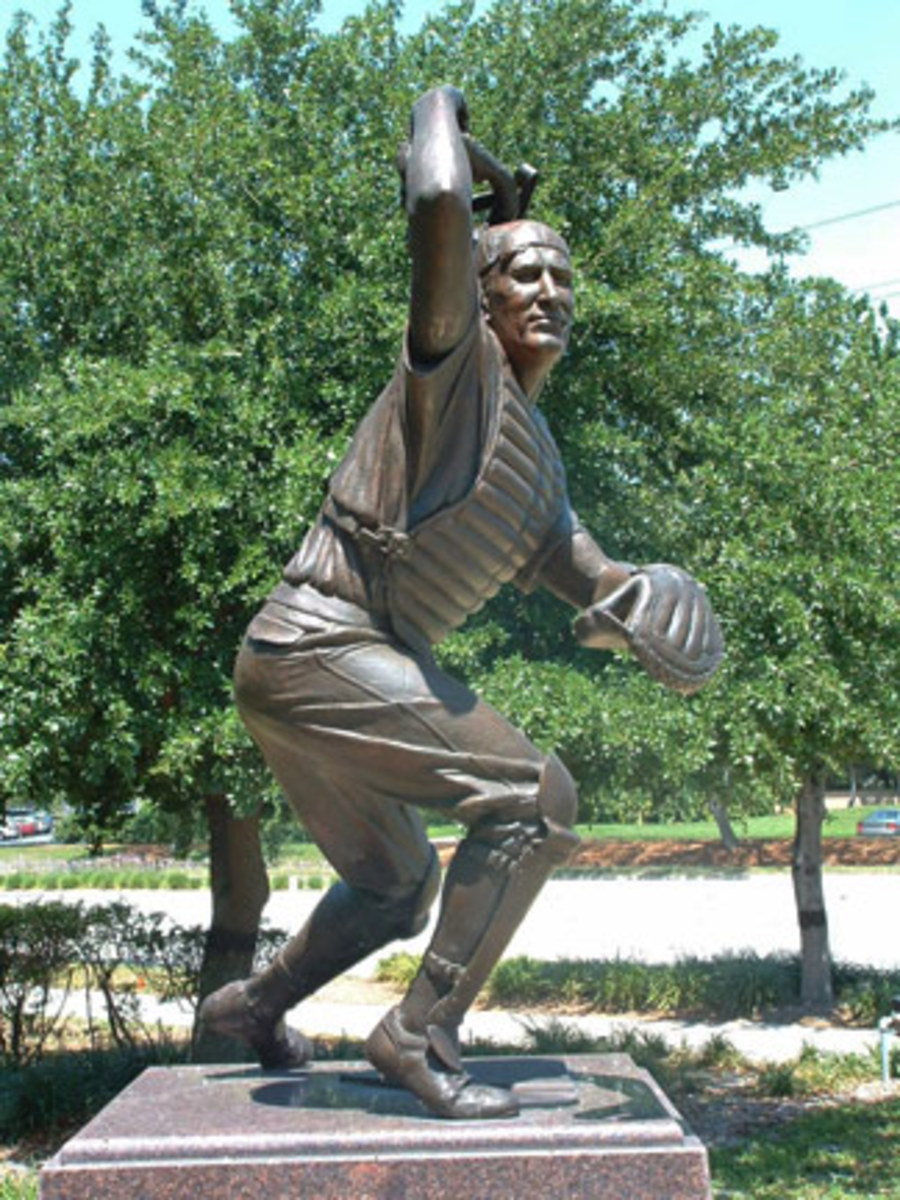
[203,632,577,1107]
[199,636,441,1068]
[365,754,579,1118]
[199,853,439,1068]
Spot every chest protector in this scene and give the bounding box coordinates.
[386,385,567,652]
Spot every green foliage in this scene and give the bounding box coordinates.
[0,0,896,848]
[0,866,208,890]
[0,1173,36,1200]
[0,901,84,1065]
[482,953,900,1021]
[0,1043,189,1145]
[374,950,421,988]
[0,900,288,1065]
[374,948,900,1023]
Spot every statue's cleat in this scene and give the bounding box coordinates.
[365,1006,518,1120]
[199,979,313,1070]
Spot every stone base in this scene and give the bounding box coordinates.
[40,1054,711,1199]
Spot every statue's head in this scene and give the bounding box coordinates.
[476,220,574,394]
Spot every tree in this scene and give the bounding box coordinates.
[1,0,895,1018]
[683,279,899,1007]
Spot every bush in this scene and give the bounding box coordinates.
[0,899,288,1065]
[0,902,85,1066]
[160,870,190,889]
[375,953,420,988]
[485,954,900,1022]
[0,1044,189,1143]
[757,1061,797,1097]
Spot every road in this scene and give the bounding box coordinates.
[9,871,898,971]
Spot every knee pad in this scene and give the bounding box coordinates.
[462,770,579,873]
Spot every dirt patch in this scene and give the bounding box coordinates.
[569,837,900,870]
[679,1079,900,1148]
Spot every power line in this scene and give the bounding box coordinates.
[717,199,900,250]
[795,200,900,233]
[855,277,900,293]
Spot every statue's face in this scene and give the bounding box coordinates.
[485,244,574,379]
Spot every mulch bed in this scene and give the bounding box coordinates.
[570,837,900,870]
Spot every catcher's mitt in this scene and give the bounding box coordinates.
[574,564,724,695]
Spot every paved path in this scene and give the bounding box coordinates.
[18,872,897,969]
[12,873,899,1063]
[53,982,889,1067]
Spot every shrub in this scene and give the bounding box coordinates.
[0,902,85,1066]
[0,1043,189,1142]
[0,900,202,1062]
[486,954,900,1022]
[375,953,421,988]
[161,870,190,889]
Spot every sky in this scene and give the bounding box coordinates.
[6,0,900,315]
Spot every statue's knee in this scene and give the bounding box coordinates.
[379,846,440,940]
[536,754,580,864]
[456,756,580,873]
[537,753,579,829]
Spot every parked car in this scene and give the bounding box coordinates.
[1,820,21,841]
[9,813,39,837]
[31,811,54,835]
[5,809,56,838]
[857,809,900,836]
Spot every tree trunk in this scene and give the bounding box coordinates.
[192,793,270,1062]
[791,774,834,1011]
[709,799,740,851]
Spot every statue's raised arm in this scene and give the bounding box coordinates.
[405,86,519,365]
[405,86,476,364]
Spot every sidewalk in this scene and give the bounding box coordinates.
[75,980,886,1068]
[282,989,888,1066]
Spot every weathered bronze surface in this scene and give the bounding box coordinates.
[199,86,722,1120]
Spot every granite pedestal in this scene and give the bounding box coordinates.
[40,1054,711,1199]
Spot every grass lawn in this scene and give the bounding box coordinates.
[579,807,866,842]
[711,1097,900,1198]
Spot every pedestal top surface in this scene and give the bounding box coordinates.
[52,1054,692,1166]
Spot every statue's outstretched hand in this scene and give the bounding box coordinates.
[574,564,724,694]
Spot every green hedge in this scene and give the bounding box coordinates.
[376,950,900,1024]
[0,900,287,1067]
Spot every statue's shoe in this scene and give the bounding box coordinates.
[365,1006,518,1120]
[198,979,313,1070]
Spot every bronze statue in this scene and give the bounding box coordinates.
[199,86,722,1119]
